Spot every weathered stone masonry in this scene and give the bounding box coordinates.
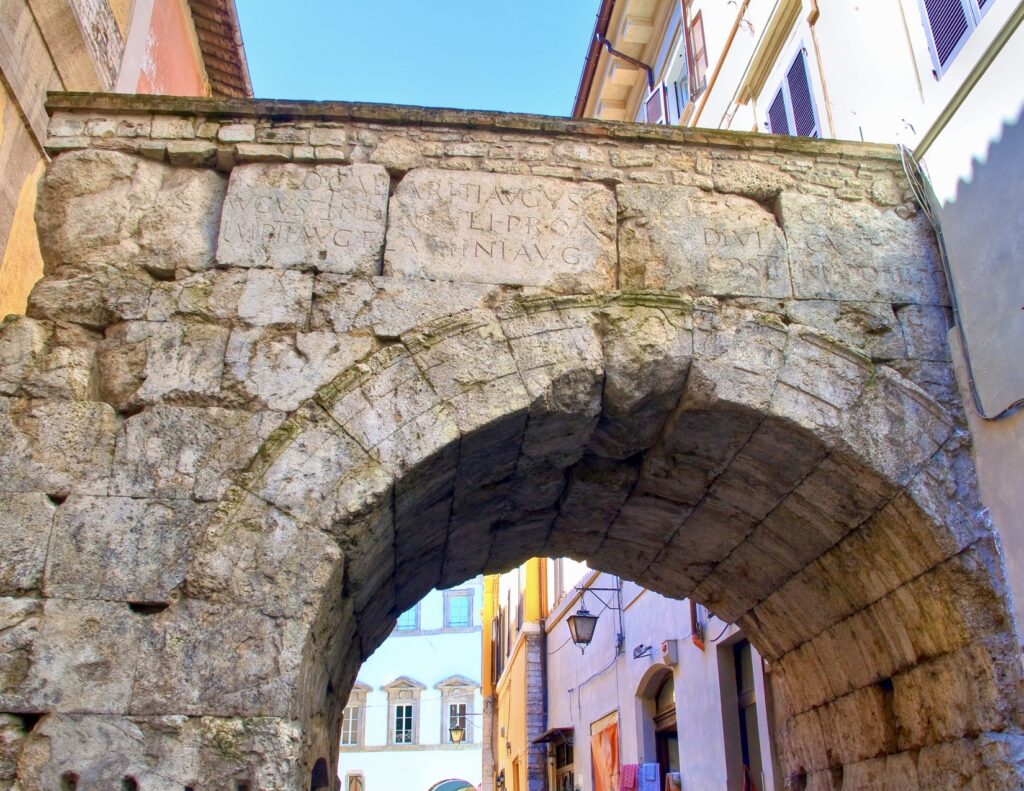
[0,93,1020,790]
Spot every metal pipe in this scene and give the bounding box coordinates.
[596,33,655,90]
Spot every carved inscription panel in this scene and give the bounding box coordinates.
[778,192,947,304]
[617,184,791,299]
[384,170,616,291]
[217,163,388,274]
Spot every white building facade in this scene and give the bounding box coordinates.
[338,578,485,791]
[574,0,1024,637]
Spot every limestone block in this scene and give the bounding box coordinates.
[311,274,518,338]
[895,304,952,361]
[0,318,48,396]
[403,309,531,436]
[131,599,307,716]
[816,685,896,766]
[44,496,214,602]
[4,599,143,713]
[187,492,342,619]
[224,326,373,411]
[370,136,423,171]
[784,300,905,360]
[548,456,636,559]
[778,192,947,304]
[317,345,459,475]
[26,265,152,329]
[711,159,794,201]
[838,367,954,487]
[771,328,874,435]
[137,321,230,405]
[0,494,55,595]
[14,714,303,791]
[247,404,378,525]
[618,184,791,298]
[0,399,116,496]
[216,163,388,273]
[17,323,99,401]
[893,636,1022,749]
[36,150,226,277]
[148,269,314,328]
[915,733,1024,791]
[112,405,285,500]
[385,169,616,291]
[0,714,25,786]
[0,599,41,708]
[589,300,693,458]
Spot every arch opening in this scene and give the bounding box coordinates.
[183,294,1020,790]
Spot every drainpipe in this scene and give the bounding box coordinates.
[596,33,656,91]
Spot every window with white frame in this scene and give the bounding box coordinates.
[765,47,820,138]
[339,682,369,748]
[436,675,479,743]
[918,0,994,77]
[340,705,362,746]
[384,677,424,745]
[393,703,414,744]
[395,603,419,631]
[444,589,473,628]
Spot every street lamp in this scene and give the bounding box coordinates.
[567,608,599,652]
[448,723,466,744]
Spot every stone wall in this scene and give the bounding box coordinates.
[0,93,1019,790]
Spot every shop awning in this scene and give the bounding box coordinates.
[532,727,574,745]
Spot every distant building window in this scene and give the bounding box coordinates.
[444,590,473,628]
[919,0,992,76]
[340,705,362,746]
[345,773,364,791]
[766,47,820,138]
[394,703,415,744]
[449,702,467,736]
[733,640,765,789]
[395,604,419,631]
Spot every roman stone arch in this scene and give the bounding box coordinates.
[1,95,1022,790]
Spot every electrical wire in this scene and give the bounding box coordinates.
[898,144,1024,421]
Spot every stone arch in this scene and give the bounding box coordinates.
[137,292,1018,789]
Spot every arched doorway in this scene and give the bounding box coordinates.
[653,674,679,787]
[9,295,1023,790]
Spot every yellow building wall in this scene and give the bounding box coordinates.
[485,558,548,791]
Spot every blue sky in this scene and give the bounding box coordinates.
[235,1,601,117]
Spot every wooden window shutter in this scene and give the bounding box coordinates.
[922,0,971,68]
[977,0,991,10]
[691,11,708,87]
[645,85,667,124]
[786,50,819,137]
[767,88,791,135]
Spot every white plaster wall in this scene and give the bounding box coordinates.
[545,573,778,791]
[338,578,485,789]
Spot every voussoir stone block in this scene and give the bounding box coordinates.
[618,184,791,298]
[216,162,389,273]
[384,169,616,291]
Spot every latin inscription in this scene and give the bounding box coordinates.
[217,163,389,274]
[617,185,791,298]
[384,170,616,291]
